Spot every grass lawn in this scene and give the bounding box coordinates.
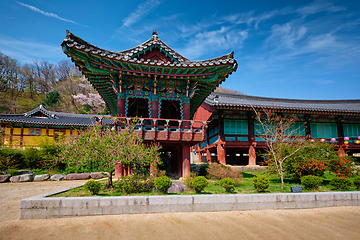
[52,171,360,197]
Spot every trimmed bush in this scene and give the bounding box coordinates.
[7,169,19,176]
[207,163,242,186]
[353,176,360,190]
[84,180,101,195]
[252,175,270,192]
[219,177,235,193]
[154,176,172,193]
[183,172,196,191]
[330,177,352,190]
[300,175,323,190]
[114,174,153,194]
[191,176,209,193]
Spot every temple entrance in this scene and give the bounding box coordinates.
[127,98,149,118]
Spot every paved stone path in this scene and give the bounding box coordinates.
[1,181,360,240]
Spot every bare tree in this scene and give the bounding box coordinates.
[253,108,308,190]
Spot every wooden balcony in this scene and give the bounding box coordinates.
[113,117,208,143]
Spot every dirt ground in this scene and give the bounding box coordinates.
[1,181,360,240]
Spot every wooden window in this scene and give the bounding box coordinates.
[224,119,248,135]
[29,129,41,136]
[310,123,338,138]
[343,124,360,138]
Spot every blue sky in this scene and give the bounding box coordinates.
[0,0,359,100]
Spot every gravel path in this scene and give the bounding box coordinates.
[1,181,360,240]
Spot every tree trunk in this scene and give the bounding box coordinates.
[279,162,284,190]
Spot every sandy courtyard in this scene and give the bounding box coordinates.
[1,181,360,240]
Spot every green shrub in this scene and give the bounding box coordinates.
[154,176,172,193]
[252,175,270,192]
[353,176,360,190]
[183,172,196,190]
[198,164,209,176]
[191,176,209,193]
[330,177,352,190]
[0,147,24,171]
[207,163,242,186]
[23,147,42,169]
[7,169,19,176]
[300,175,323,190]
[84,180,101,195]
[219,177,235,193]
[114,175,153,194]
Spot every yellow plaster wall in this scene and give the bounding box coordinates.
[23,128,29,135]
[41,129,47,136]
[13,128,21,135]
[5,127,11,134]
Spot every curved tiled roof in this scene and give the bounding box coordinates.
[61,30,236,68]
[0,105,114,127]
[205,92,360,114]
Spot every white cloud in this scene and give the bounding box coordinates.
[122,0,161,27]
[297,0,346,18]
[178,26,248,60]
[265,23,307,49]
[16,1,83,26]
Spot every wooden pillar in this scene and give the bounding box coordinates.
[182,102,190,128]
[217,143,226,165]
[305,116,311,139]
[182,143,191,177]
[1,126,5,146]
[248,145,256,165]
[206,149,211,163]
[151,101,159,118]
[117,98,126,117]
[337,122,344,145]
[114,163,123,178]
[20,127,24,148]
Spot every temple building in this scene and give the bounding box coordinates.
[1,30,360,176]
[60,30,237,177]
[195,92,360,165]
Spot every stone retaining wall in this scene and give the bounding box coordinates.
[19,185,360,219]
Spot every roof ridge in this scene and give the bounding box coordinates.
[212,91,360,103]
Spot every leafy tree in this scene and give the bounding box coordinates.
[57,124,161,187]
[41,91,60,107]
[254,109,308,190]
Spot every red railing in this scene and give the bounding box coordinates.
[110,117,208,142]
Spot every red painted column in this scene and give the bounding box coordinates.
[182,143,191,177]
[114,163,123,178]
[217,143,226,165]
[117,98,125,117]
[248,145,256,165]
[182,102,190,128]
[206,149,211,163]
[151,101,159,118]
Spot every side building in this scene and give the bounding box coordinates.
[0,105,113,147]
[195,91,360,165]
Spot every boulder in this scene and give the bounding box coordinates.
[167,180,186,193]
[18,170,34,175]
[34,174,50,181]
[10,174,34,183]
[90,172,106,179]
[64,173,91,180]
[0,174,11,183]
[51,174,65,181]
